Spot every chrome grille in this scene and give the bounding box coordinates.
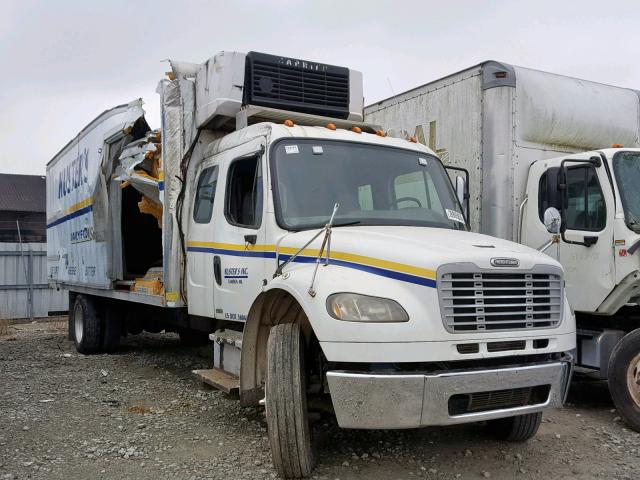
[438,265,563,333]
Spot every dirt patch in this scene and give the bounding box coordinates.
[0,320,638,480]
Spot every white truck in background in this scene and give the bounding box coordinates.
[47,52,575,478]
[365,61,640,431]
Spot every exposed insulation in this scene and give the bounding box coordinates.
[133,267,164,296]
[138,196,163,228]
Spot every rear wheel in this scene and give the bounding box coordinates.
[608,329,640,432]
[266,323,314,478]
[72,295,103,354]
[487,412,542,441]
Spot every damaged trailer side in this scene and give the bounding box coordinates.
[46,98,185,307]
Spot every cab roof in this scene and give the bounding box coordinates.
[202,122,437,159]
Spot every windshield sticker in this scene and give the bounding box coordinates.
[285,145,299,155]
[418,157,428,166]
[312,146,324,155]
[446,209,465,224]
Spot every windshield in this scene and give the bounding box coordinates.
[271,139,467,231]
[613,151,640,232]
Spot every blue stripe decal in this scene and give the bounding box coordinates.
[186,247,276,258]
[46,205,93,229]
[279,254,437,288]
[186,247,436,288]
[159,181,164,191]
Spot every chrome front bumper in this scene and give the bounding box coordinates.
[326,361,572,429]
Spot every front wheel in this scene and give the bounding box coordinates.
[608,329,640,432]
[266,323,315,478]
[487,412,542,441]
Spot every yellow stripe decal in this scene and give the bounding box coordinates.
[65,197,93,215]
[186,241,436,281]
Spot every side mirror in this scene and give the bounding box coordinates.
[543,207,561,234]
[455,176,467,214]
[538,207,562,254]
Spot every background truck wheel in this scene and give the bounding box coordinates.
[608,329,640,432]
[102,301,122,353]
[178,329,209,346]
[72,295,103,354]
[487,412,542,441]
[266,323,315,478]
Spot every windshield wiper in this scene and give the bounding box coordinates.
[274,203,342,283]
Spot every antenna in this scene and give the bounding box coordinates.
[386,77,395,96]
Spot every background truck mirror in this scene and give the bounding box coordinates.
[543,207,561,234]
[444,165,470,228]
[455,176,466,214]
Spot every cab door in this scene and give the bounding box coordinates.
[209,138,268,322]
[186,161,220,317]
[521,155,615,312]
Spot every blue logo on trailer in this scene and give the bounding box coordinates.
[58,148,89,199]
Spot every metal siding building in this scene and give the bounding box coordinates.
[0,174,68,319]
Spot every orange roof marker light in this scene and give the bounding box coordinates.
[326,123,337,131]
[375,130,386,137]
[351,126,362,134]
[283,119,294,127]
[408,136,417,143]
[612,143,624,148]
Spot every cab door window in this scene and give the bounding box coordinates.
[225,155,263,228]
[564,166,606,231]
[193,166,219,223]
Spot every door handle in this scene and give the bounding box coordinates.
[213,256,222,286]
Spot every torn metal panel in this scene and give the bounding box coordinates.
[116,130,163,204]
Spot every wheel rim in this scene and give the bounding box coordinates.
[74,303,84,344]
[627,352,640,407]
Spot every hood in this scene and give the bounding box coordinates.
[276,226,561,283]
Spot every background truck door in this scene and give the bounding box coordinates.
[522,156,615,312]
[187,162,220,317]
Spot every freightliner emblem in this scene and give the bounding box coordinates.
[490,257,520,267]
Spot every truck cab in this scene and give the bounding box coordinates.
[521,147,640,431]
[189,118,575,477]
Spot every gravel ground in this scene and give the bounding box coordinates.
[1,320,639,480]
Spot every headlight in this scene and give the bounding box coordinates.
[326,293,409,322]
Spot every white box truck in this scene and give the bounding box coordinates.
[365,61,640,431]
[47,52,575,478]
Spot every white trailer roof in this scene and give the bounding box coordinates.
[366,60,640,151]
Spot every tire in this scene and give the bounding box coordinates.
[178,329,209,346]
[102,301,122,353]
[608,329,640,432]
[266,323,314,478]
[487,412,542,442]
[72,295,103,354]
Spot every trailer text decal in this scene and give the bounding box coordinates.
[58,148,89,199]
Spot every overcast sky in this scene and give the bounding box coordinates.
[1,0,639,175]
